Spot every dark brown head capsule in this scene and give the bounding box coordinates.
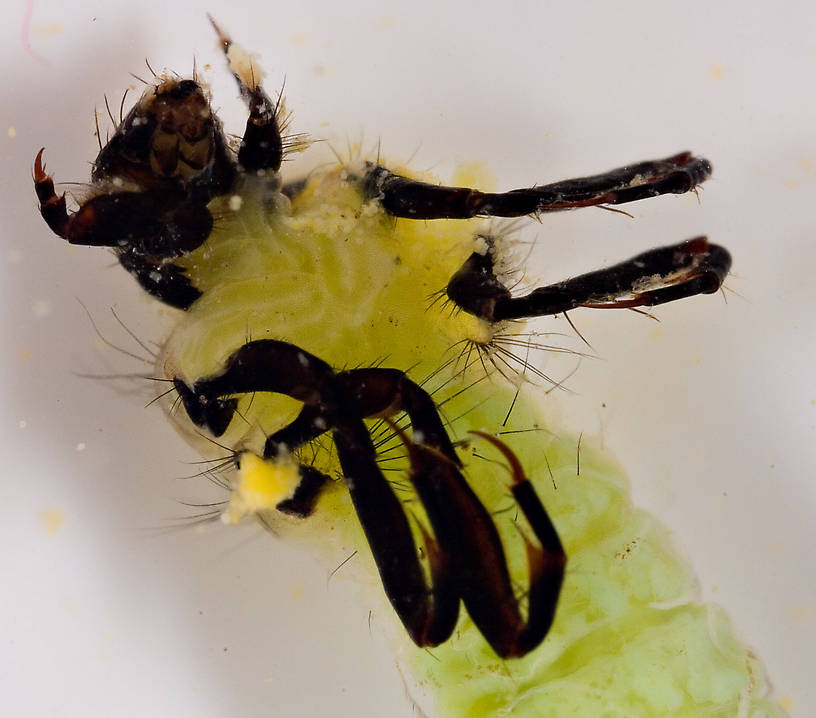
[92,78,236,201]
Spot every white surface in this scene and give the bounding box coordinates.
[1,2,813,716]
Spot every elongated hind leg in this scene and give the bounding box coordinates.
[210,16,284,172]
[364,152,711,219]
[448,235,732,321]
[173,340,565,656]
[172,339,463,647]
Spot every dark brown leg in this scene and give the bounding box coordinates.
[269,464,330,518]
[118,249,201,310]
[173,339,565,657]
[34,149,210,309]
[447,236,731,322]
[364,152,711,219]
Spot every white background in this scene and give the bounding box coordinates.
[2,1,813,716]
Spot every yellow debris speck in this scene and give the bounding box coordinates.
[779,696,793,711]
[222,451,301,524]
[290,582,305,600]
[34,23,63,36]
[41,509,65,535]
[7,126,16,138]
[18,420,27,429]
[708,63,726,81]
[31,299,53,318]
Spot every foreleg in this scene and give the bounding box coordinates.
[34,149,213,253]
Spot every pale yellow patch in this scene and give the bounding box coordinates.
[785,178,799,191]
[7,126,16,138]
[226,43,266,90]
[448,313,495,347]
[799,154,813,173]
[41,509,65,535]
[648,327,663,340]
[291,33,309,45]
[19,347,32,362]
[18,420,27,429]
[451,161,496,193]
[708,63,726,81]
[290,582,305,600]
[33,23,63,36]
[378,15,397,29]
[779,696,793,711]
[791,603,816,619]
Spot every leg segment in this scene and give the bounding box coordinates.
[118,248,201,310]
[468,431,566,656]
[34,150,213,254]
[393,426,566,658]
[35,149,209,310]
[273,464,330,518]
[448,236,731,322]
[364,152,710,219]
[332,424,462,647]
[173,339,565,657]
[210,16,284,173]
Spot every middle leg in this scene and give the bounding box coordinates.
[447,235,732,322]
